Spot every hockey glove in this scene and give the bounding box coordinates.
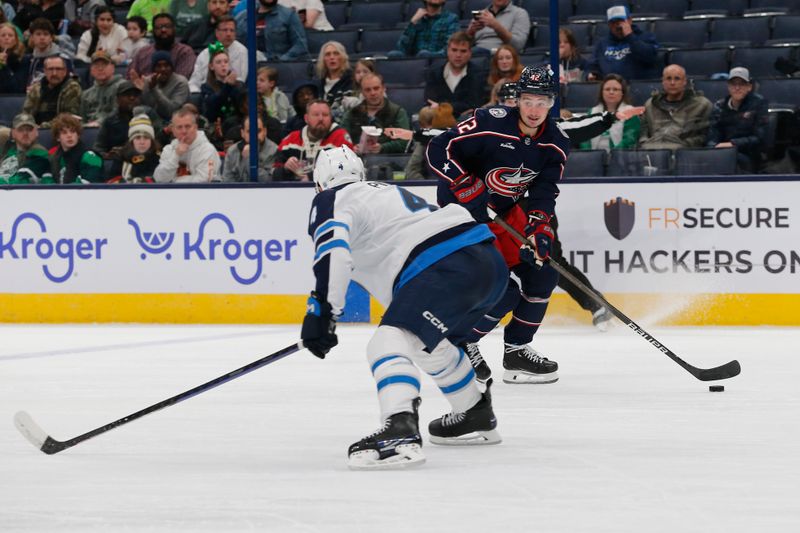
[520,210,554,267]
[301,291,338,359]
[449,174,490,222]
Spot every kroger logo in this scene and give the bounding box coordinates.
[128,213,298,285]
[0,212,108,283]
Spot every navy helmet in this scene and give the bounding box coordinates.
[517,65,558,99]
[498,82,518,101]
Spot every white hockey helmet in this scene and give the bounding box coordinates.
[313,145,365,192]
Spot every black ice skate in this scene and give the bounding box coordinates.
[461,342,491,382]
[428,379,502,445]
[592,307,613,332]
[502,343,559,384]
[347,398,424,470]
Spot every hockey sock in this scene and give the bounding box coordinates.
[463,277,522,343]
[367,326,423,422]
[414,340,481,414]
[504,291,550,346]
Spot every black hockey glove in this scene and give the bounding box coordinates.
[449,174,490,222]
[520,210,554,268]
[301,291,338,359]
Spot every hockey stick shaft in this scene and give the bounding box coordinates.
[15,342,303,455]
[489,214,740,381]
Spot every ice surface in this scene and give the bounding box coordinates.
[1,323,798,532]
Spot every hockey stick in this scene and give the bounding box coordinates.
[14,342,304,455]
[489,214,741,382]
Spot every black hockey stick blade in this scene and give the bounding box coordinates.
[489,213,741,382]
[14,341,304,455]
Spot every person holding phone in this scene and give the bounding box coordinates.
[465,0,529,55]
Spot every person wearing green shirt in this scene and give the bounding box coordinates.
[578,73,640,151]
[169,0,208,34]
[0,113,52,184]
[127,0,172,31]
[47,113,105,184]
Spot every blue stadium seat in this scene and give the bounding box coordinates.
[749,0,800,11]
[634,0,689,19]
[37,128,53,150]
[687,0,748,16]
[344,2,406,29]
[273,61,314,91]
[572,0,615,18]
[708,17,771,46]
[607,149,672,176]
[756,78,800,107]
[731,47,796,78]
[565,22,594,49]
[0,94,26,126]
[306,29,359,56]
[387,85,427,116]
[668,48,730,77]
[360,28,405,54]
[674,147,737,175]
[376,58,430,86]
[691,79,728,103]
[562,82,600,110]
[772,15,800,42]
[83,127,100,150]
[562,149,606,178]
[528,21,551,50]
[325,2,349,29]
[652,19,709,49]
[519,0,574,22]
[629,79,663,105]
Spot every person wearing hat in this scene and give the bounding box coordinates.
[0,113,52,184]
[134,50,190,121]
[706,67,769,173]
[587,5,659,82]
[114,113,161,183]
[79,49,125,126]
[22,55,82,129]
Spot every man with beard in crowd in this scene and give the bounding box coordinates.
[22,55,82,129]
[127,13,196,80]
[132,51,190,122]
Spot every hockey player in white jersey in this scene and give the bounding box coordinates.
[300,145,509,470]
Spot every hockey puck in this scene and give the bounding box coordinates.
[709,385,725,392]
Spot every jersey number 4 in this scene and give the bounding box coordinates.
[398,187,436,213]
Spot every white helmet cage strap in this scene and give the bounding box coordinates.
[313,145,365,191]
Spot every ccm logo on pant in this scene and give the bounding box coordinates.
[423,311,448,333]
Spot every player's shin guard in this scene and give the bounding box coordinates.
[504,292,550,345]
[366,326,423,422]
[414,341,481,415]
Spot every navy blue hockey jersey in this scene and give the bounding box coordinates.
[426,106,570,217]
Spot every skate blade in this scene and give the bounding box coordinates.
[347,444,426,471]
[502,370,559,384]
[429,429,502,446]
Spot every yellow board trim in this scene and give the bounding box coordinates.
[1,293,799,325]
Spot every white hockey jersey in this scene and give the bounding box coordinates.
[307,181,493,315]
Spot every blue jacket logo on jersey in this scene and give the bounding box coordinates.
[485,165,539,198]
[604,197,636,240]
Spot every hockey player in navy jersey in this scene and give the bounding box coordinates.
[426,65,570,385]
[300,145,509,470]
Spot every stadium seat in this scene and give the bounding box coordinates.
[633,0,689,19]
[652,19,709,49]
[363,153,412,180]
[344,1,406,29]
[756,78,800,108]
[731,47,796,78]
[306,29,359,56]
[668,48,730,77]
[273,61,314,91]
[562,149,606,178]
[674,147,737,175]
[708,17,771,46]
[565,22,593,49]
[0,94,26,126]
[771,15,800,42]
[528,22,552,51]
[749,0,800,11]
[562,82,600,110]
[360,28,405,54]
[36,128,53,150]
[692,79,728,103]
[629,79,662,105]
[688,0,748,17]
[572,0,614,18]
[325,2,349,29]
[376,58,430,86]
[519,0,574,22]
[83,127,100,150]
[386,85,427,116]
[607,149,672,176]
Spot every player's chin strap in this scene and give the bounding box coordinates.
[486,207,741,382]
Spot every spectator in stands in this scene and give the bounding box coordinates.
[75,7,127,65]
[127,13,196,79]
[273,99,353,181]
[127,0,171,31]
[23,55,81,128]
[639,64,712,150]
[0,22,28,93]
[182,0,229,52]
[48,112,104,183]
[283,80,319,136]
[115,113,160,182]
[257,66,293,124]
[484,77,512,107]
[21,18,62,87]
[466,0,530,55]
[314,41,352,122]
[68,0,108,38]
[79,49,124,126]
[282,0,333,32]
[133,50,189,121]
[487,44,522,88]
[390,0,459,58]
[560,27,587,84]
[36,0,65,33]
[579,73,641,151]
[425,32,486,119]
[339,58,375,115]
[200,46,243,149]
[154,105,221,182]
[235,0,308,62]
[189,17,247,93]
[706,67,769,173]
[223,114,277,182]
[13,0,44,34]
[401,102,455,180]
[120,16,149,65]
[0,112,51,184]
[341,73,411,155]
[169,0,207,34]
[587,5,659,82]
